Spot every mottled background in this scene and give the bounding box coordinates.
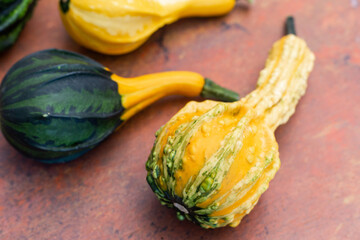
[0,0,359,239]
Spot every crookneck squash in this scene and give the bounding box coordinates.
[59,0,250,55]
[0,0,37,52]
[0,49,238,163]
[146,17,315,228]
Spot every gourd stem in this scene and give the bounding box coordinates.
[59,0,70,13]
[285,16,296,35]
[201,78,239,102]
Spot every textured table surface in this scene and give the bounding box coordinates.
[0,0,359,239]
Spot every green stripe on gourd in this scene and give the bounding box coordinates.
[164,104,229,195]
[0,0,34,31]
[0,0,37,51]
[182,109,253,208]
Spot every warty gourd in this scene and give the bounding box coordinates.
[146,17,315,228]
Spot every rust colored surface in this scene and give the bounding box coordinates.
[0,0,359,239]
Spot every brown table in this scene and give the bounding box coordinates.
[0,0,359,239]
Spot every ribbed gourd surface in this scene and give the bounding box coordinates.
[146,34,315,228]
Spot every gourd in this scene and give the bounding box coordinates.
[58,0,249,55]
[0,49,238,163]
[0,0,37,52]
[146,17,315,228]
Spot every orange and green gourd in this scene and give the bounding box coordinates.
[146,17,315,228]
[0,49,238,163]
[59,0,251,55]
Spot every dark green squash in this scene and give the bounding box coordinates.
[0,49,239,163]
[0,49,123,163]
[0,0,37,52]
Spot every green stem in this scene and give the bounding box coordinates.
[285,16,296,35]
[59,0,70,13]
[201,78,239,102]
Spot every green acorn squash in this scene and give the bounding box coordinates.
[0,49,238,163]
[0,0,37,52]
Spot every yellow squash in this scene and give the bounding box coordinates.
[59,0,243,54]
[146,17,315,228]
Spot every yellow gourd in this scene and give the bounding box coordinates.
[146,17,315,228]
[59,0,244,55]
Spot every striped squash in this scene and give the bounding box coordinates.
[146,17,315,228]
[0,0,37,52]
[0,49,238,163]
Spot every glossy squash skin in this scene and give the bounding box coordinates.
[146,19,315,228]
[0,49,238,163]
[0,0,37,52]
[59,0,239,55]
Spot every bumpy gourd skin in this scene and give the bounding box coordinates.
[146,34,315,228]
[59,0,238,55]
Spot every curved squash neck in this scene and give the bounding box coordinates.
[112,71,205,121]
[241,34,315,130]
